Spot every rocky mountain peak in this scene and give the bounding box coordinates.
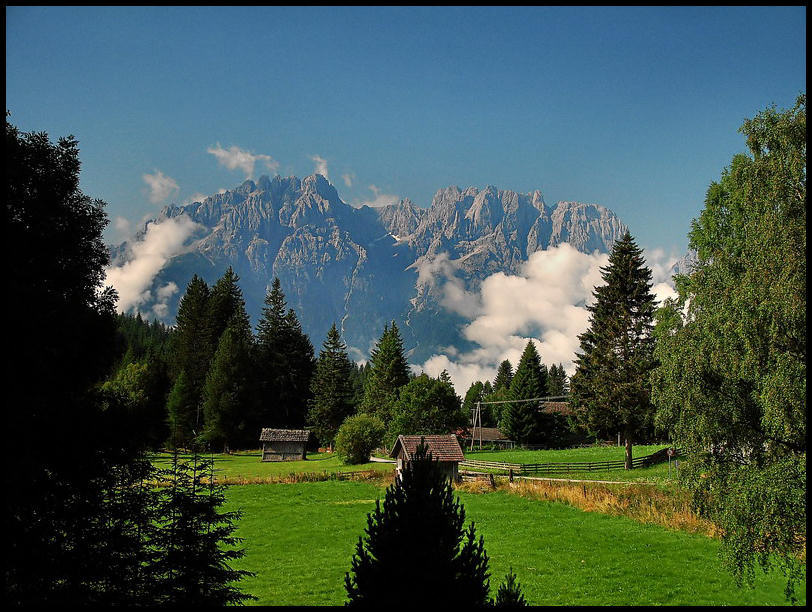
[116,176,628,363]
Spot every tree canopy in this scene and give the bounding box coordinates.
[651,94,806,600]
[387,373,466,446]
[501,341,547,444]
[344,441,492,606]
[570,231,657,468]
[307,323,356,446]
[359,321,410,427]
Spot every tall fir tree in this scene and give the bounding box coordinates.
[307,323,356,446]
[359,322,410,428]
[170,275,212,444]
[201,318,256,451]
[152,449,255,605]
[501,341,547,444]
[547,364,569,397]
[207,266,251,345]
[344,441,491,606]
[255,278,316,428]
[463,381,486,425]
[166,370,198,448]
[492,359,514,390]
[570,231,657,469]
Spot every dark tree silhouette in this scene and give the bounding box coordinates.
[344,441,491,606]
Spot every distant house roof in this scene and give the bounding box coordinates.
[259,428,310,442]
[541,401,575,416]
[466,427,510,442]
[390,435,465,462]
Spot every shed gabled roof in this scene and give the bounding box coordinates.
[390,435,465,462]
[259,428,310,442]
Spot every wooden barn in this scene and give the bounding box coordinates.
[390,434,465,482]
[259,428,310,462]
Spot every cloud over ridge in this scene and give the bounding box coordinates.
[104,215,201,316]
[419,243,678,395]
[142,170,180,204]
[207,143,279,178]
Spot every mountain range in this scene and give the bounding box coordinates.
[111,174,629,363]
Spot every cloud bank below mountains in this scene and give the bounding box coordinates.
[104,215,201,317]
[418,243,680,395]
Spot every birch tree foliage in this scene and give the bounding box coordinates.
[651,94,806,601]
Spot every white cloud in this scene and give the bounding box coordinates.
[183,192,209,205]
[142,170,180,204]
[207,143,279,178]
[645,246,681,286]
[152,282,179,318]
[310,155,329,180]
[111,216,132,242]
[417,243,681,394]
[104,215,201,314]
[353,184,400,208]
[342,172,355,188]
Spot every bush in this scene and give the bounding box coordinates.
[335,414,386,464]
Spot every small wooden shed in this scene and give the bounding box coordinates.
[390,434,465,482]
[259,428,310,462]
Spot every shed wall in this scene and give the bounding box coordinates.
[262,441,307,462]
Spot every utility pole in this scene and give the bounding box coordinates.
[470,401,482,451]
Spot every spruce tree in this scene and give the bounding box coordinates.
[494,569,528,606]
[359,322,410,427]
[207,266,251,344]
[547,364,569,397]
[344,441,491,606]
[152,449,255,605]
[255,278,316,428]
[463,380,486,421]
[502,341,546,444]
[167,370,198,448]
[570,231,657,469]
[170,275,212,444]
[492,359,514,390]
[307,323,356,446]
[201,318,255,451]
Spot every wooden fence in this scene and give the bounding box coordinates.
[459,447,681,476]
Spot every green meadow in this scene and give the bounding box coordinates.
[463,444,678,484]
[149,451,394,481]
[222,480,804,606]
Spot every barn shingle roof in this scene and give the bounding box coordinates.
[390,435,465,462]
[259,428,310,442]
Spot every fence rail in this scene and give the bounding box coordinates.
[459,447,682,475]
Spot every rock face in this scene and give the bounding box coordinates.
[112,174,627,362]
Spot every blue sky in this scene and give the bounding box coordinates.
[6,6,806,256]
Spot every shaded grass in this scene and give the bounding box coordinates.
[222,480,804,606]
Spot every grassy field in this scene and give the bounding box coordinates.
[222,480,805,606]
[149,450,394,482]
[462,444,679,484]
